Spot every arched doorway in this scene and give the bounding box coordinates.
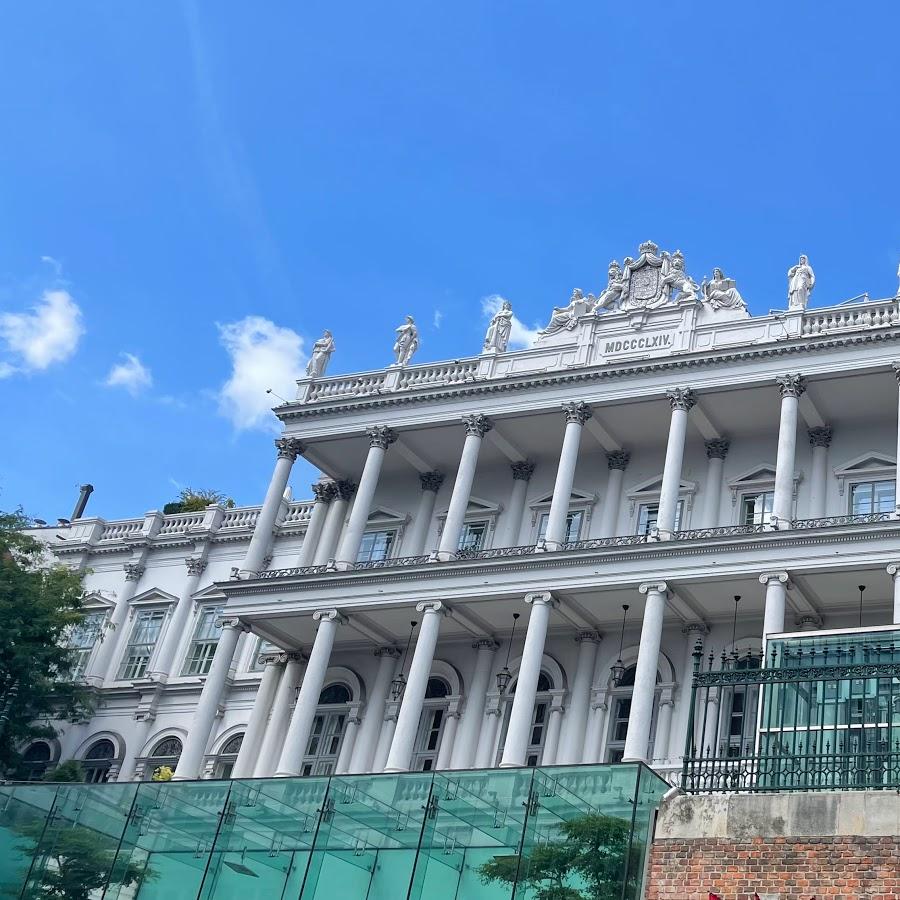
[214,734,244,779]
[19,742,53,781]
[301,682,352,776]
[605,665,662,762]
[82,739,116,783]
[497,670,555,767]
[146,736,183,779]
[410,677,451,771]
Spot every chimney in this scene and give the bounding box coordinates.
[71,484,94,520]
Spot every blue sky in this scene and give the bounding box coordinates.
[1,2,898,522]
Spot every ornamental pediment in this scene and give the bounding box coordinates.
[833,452,896,495]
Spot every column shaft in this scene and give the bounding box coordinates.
[761,572,789,638]
[384,603,445,772]
[653,697,674,764]
[500,593,554,767]
[334,709,361,774]
[435,711,460,770]
[255,656,304,777]
[404,473,443,555]
[174,620,245,779]
[623,583,666,762]
[582,695,608,764]
[116,716,152,782]
[231,655,283,778]
[598,452,630,537]
[890,565,900,625]
[541,701,565,765]
[275,611,342,777]
[807,427,832,519]
[773,375,805,528]
[297,485,333,566]
[475,706,502,768]
[700,440,729,529]
[544,403,591,548]
[449,640,498,769]
[348,649,400,773]
[94,568,143,684]
[658,389,695,538]
[501,463,534,547]
[372,710,398,772]
[557,632,599,764]
[149,563,205,680]
[313,489,352,564]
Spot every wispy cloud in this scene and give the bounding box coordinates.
[481,294,540,348]
[0,289,84,375]
[433,309,444,329]
[40,255,63,276]
[217,316,306,431]
[104,353,153,395]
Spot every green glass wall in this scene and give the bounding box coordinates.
[0,763,667,900]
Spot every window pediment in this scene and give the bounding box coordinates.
[367,505,409,526]
[192,583,226,602]
[626,476,697,515]
[529,489,595,526]
[81,591,116,611]
[834,452,896,495]
[129,588,178,609]
[727,463,800,505]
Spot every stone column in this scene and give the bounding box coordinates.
[297,482,335,567]
[174,617,248,779]
[348,647,401,773]
[148,557,207,680]
[582,687,609,764]
[449,639,499,769]
[435,704,461,770]
[335,703,362,774]
[335,427,397,568]
[598,451,630,537]
[275,610,344,776]
[543,402,592,549]
[254,653,304,777]
[797,614,823,632]
[404,472,444,556]
[894,362,900,515]
[437,415,493,560]
[701,439,730,529]
[116,713,154,782]
[887,564,900,625]
[231,652,284,778]
[653,689,675,764]
[657,389,697,538]
[557,630,600,764]
[701,689,720,758]
[623,582,667,763]
[94,563,145,684]
[807,426,833,519]
[760,571,789,638]
[475,697,503,768]
[501,462,535,547]
[313,481,356,565]
[243,438,305,575]
[371,701,400,773]
[773,374,806,529]
[501,592,556,767]
[384,601,447,772]
[541,691,566,765]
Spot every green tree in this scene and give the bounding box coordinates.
[163,488,235,514]
[42,760,84,782]
[0,510,92,776]
[478,812,635,900]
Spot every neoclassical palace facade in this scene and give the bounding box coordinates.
[24,243,900,789]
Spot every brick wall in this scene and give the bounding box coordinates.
[646,836,900,899]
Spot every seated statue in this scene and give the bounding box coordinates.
[702,268,747,311]
[540,288,595,336]
[595,261,626,313]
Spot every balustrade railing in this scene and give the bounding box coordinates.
[157,512,206,535]
[306,372,387,402]
[256,565,331,579]
[219,507,261,529]
[281,502,314,526]
[791,512,896,529]
[456,545,537,559]
[396,360,479,389]
[673,523,769,540]
[800,299,897,336]
[99,520,143,541]
[562,535,649,550]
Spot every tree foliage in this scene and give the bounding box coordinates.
[478,812,636,900]
[0,510,92,775]
[42,760,84,783]
[163,488,235,514]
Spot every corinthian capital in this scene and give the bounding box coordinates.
[312,481,337,503]
[606,450,631,471]
[666,387,696,412]
[511,460,536,481]
[704,438,730,460]
[462,414,493,438]
[562,401,592,426]
[776,373,806,398]
[366,426,397,450]
[275,437,306,461]
[185,557,207,577]
[807,426,833,448]
[333,480,357,501]
[123,563,145,582]
[419,471,445,493]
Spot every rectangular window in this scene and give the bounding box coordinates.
[850,480,895,515]
[741,491,774,525]
[537,510,584,544]
[117,610,165,681]
[458,521,488,552]
[68,611,106,679]
[637,501,683,535]
[183,605,224,676]
[356,530,396,563]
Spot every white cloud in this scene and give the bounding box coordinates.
[104,353,153,395]
[433,309,444,329]
[217,316,306,431]
[0,289,84,374]
[481,294,541,349]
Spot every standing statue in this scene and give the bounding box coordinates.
[305,329,335,378]
[702,268,747,311]
[539,289,595,336]
[392,316,419,366]
[788,255,816,310]
[896,260,900,297]
[595,261,627,313]
[483,300,514,353]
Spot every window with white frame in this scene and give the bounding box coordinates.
[849,480,895,515]
[636,501,683,536]
[214,734,244,779]
[458,521,489,552]
[497,671,554,768]
[605,665,659,763]
[411,678,452,771]
[740,491,774,525]
[301,683,352,776]
[537,510,584,544]
[117,610,165,680]
[182,605,225,676]
[67,611,107,679]
[356,529,396,563]
[82,739,116,783]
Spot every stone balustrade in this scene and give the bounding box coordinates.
[99,520,143,541]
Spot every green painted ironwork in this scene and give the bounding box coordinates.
[0,763,667,900]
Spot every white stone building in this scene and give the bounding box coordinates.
[22,241,900,789]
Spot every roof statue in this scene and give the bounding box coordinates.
[392,316,419,366]
[788,254,815,310]
[538,288,596,336]
[618,242,697,312]
[702,268,747,311]
[483,299,514,353]
[306,330,335,378]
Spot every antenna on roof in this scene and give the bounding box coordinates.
[266,388,288,404]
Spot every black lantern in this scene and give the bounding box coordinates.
[496,612,520,694]
[610,604,629,687]
[858,584,866,627]
[391,620,417,701]
[725,595,741,669]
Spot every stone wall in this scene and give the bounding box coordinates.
[645,792,900,900]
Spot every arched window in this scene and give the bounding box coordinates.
[605,665,662,763]
[498,671,555,767]
[82,739,116,783]
[147,736,183,779]
[214,734,244,780]
[20,742,52,781]
[302,683,351,777]
[412,677,453,771]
